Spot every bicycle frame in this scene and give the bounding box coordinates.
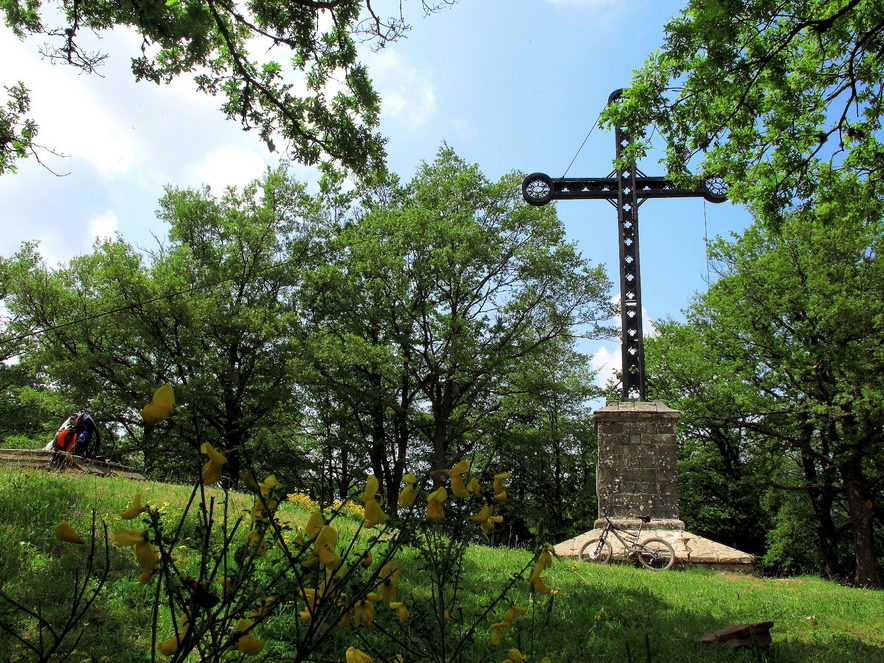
[589,511,647,559]
[581,509,676,570]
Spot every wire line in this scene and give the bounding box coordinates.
[562,112,601,178]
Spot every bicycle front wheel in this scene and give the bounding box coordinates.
[637,538,675,570]
[579,538,612,564]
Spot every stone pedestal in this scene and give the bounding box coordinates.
[594,400,684,530]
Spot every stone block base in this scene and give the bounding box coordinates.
[594,400,681,521]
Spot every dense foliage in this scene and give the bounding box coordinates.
[646,188,884,586]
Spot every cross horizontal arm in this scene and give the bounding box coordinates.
[521,172,728,206]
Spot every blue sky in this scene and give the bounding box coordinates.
[0,0,752,389]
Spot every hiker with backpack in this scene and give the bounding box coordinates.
[48,412,102,457]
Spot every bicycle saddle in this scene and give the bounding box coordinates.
[638,515,652,523]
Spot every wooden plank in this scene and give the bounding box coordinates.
[0,448,144,479]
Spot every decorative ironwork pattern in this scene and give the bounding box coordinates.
[521,90,728,400]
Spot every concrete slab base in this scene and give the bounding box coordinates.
[554,528,756,573]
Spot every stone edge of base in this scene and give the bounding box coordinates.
[593,518,685,530]
[555,528,756,570]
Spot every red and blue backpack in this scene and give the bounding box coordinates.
[53,413,92,454]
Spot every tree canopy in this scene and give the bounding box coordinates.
[603,0,884,227]
[646,187,884,586]
[1,147,613,544]
[1,168,320,477]
[1,0,457,176]
[296,145,615,514]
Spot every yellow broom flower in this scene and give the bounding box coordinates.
[120,494,147,520]
[346,648,374,663]
[338,603,352,628]
[299,587,317,620]
[157,615,189,657]
[398,473,419,508]
[231,619,264,656]
[242,470,260,493]
[200,442,227,485]
[55,522,83,544]
[482,514,504,533]
[376,561,401,602]
[502,604,527,625]
[427,486,448,522]
[135,540,158,575]
[471,504,492,524]
[140,383,176,425]
[390,601,410,623]
[529,547,553,594]
[259,474,281,497]
[114,527,147,546]
[361,475,390,528]
[314,525,341,568]
[493,472,511,494]
[447,460,469,498]
[490,622,508,645]
[530,575,552,595]
[305,510,325,538]
[364,497,389,528]
[354,597,375,628]
[247,530,268,557]
[508,649,527,663]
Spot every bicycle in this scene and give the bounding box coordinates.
[579,509,676,570]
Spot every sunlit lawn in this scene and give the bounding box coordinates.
[1,466,882,663]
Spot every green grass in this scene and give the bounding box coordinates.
[1,465,882,663]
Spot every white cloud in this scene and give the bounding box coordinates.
[591,345,619,390]
[185,147,270,193]
[89,211,118,242]
[589,299,655,392]
[368,49,436,127]
[0,28,141,180]
[643,309,658,338]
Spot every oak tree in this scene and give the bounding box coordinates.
[1,0,457,175]
[647,177,884,586]
[604,0,884,227]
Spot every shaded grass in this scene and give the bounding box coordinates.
[1,465,882,663]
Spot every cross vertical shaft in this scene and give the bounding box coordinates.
[614,123,645,399]
[521,89,727,400]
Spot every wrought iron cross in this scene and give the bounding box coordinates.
[522,89,727,401]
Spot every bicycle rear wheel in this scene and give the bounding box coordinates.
[579,538,612,564]
[637,538,675,570]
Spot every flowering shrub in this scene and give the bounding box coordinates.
[2,384,559,663]
[287,489,319,511]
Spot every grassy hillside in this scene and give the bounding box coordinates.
[1,465,882,663]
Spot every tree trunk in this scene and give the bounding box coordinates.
[799,443,842,578]
[839,455,881,588]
